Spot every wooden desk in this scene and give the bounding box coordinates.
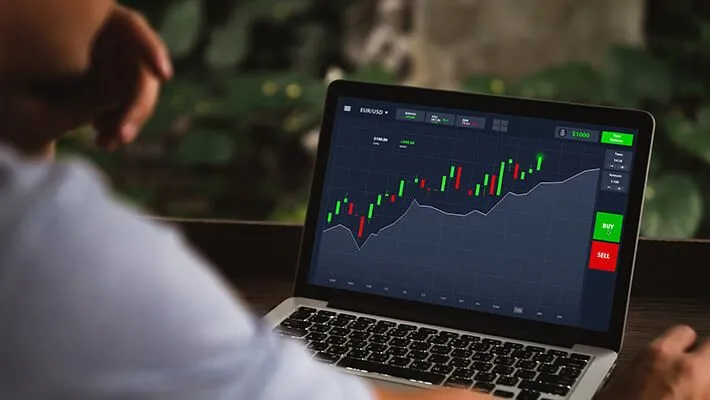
[173,220,710,373]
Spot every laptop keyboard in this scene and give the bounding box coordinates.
[274,307,592,399]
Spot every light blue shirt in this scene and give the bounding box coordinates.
[0,147,373,400]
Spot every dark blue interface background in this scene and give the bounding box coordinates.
[308,97,637,332]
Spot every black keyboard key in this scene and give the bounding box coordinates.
[326,336,348,345]
[451,349,473,358]
[450,339,471,348]
[399,324,417,330]
[519,380,570,396]
[337,313,357,320]
[473,352,494,362]
[411,360,433,371]
[526,345,546,353]
[431,364,454,375]
[462,334,480,342]
[390,338,410,347]
[538,364,559,374]
[357,317,376,324]
[429,335,450,345]
[494,356,516,366]
[346,339,367,349]
[282,318,311,329]
[350,322,370,331]
[537,373,576,387]
[497,375,520,387]
[516,389,541,399]
[444,377,473,389]
[317,310,336,316]
[409,350,429,360]
[560,366,582,379]
[517,360,539,370]
[571,353,592,361]
[440,331,459,338]
[472,342,491,352]
[327,345,349,355]
[350,331,370,340]
[348,349,370,359]
[297,306,316,313]
[389,329,410,338]
[386,347,409,356]
[310,315,331,324]
[473,382,496,393]
[309,324,330,333]
[410,341,431,351]
[431,345,451,355]
[330,327,349,336]
[512,350,534,359]
[474,371,497,383]
[533,353,554,363]
[555,357,587,368]
[493,365,515,376]
[338,357,446,385]
[493,389,515,398]
[307,342,329,352]
[515,369,537,380]
[419,327,438,334]
[482,338,503,346]
[428,354,450,364]
[366,343,387,353]
[503,342,525,349]
[370,334,389,344]
[548,350,569,358]
[314,352,341,364]
[453,368,476,378]
[377,320,397,327]
[275,326,307,338]
[289,311,313,321]
[471,361,493,371]
[449,357,471,368]
[369,324,390,334]
[388,356,411,367]
[492,346,512,356]
[305,332,327,342]
[368,353,390,363]
[408,331,430,341]
[328,318,351,327]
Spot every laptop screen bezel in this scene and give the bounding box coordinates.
[294,80,655,352]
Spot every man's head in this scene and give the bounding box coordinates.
[0,0,115,84]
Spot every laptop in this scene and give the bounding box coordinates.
[265,80,655,399]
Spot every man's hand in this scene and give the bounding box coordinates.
[375,387,492,400]
[0,5,171,157]
[596,325,710,399]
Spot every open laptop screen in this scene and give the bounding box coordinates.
[307,97,637,333]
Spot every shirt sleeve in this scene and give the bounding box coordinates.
[0,152,374,400]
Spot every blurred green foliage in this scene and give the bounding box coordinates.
[461,1,710,239]
[58,0,710,239]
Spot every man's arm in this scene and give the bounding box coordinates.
[0,150,373,399]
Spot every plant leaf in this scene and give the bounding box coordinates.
[602,45,672,107]
[172,130,236,166]
[205,13,250,70]
[664,108,710,163]
[642,173,703,238]
[160,0,203,58]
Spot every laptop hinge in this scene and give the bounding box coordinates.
[327,298,577,348]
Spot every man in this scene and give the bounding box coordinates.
[0,1,708,399]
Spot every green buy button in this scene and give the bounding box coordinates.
[601,131,634,147]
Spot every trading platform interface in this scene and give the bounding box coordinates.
[308,97,637,332]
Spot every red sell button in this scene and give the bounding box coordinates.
[589,241,619,272]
